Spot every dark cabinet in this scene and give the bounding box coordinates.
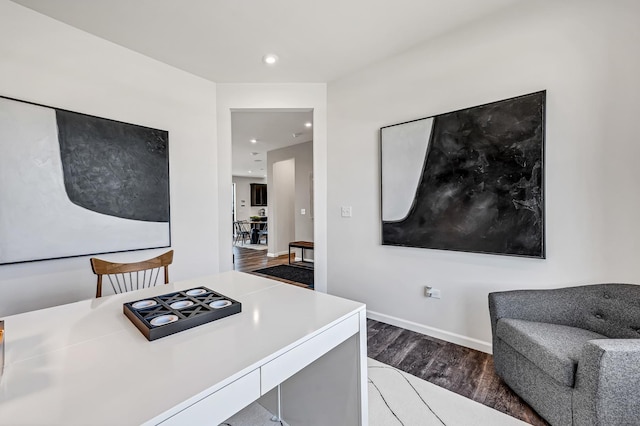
[251,183,267,206]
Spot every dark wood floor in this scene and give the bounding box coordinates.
[233,247,547,424]
[368,319,549,425]
[232,244,311,289]
[233,244,284,271]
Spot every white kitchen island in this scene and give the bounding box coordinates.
[0,271,368,425]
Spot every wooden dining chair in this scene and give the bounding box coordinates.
[90,250,174,298]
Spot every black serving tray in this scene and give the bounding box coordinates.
[123,287,241,341]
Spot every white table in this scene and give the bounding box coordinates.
[0,271,368,425]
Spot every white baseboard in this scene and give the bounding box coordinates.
[266,251,289,258]
[367,310,492,354]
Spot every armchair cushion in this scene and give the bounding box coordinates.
[496,318,606,387]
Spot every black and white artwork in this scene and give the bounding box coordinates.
[381,91,545,258]
[0,96,170,265]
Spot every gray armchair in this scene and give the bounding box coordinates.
[489,284,640,425]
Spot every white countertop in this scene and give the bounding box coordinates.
[0,271,365,425]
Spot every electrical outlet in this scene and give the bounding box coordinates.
[424,286,441,299]
[301,209,306,215]
[341,206,352,217]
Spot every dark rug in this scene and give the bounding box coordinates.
[252,265,314,288]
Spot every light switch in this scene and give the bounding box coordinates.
[341,206,352,217]
[301,209,306,215]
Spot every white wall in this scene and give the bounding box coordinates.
[266,141,314,256]
[327,0,640,352]
[232,176,267,222]
[216,84,327,293]
[271,159,296,255]
[0,1,218,316]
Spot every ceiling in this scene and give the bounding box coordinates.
[12,0,521,83]
[232,110,312,178]
[11,0,522,178]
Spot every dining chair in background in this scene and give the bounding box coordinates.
[258,222,268,244]
[90,250,174,298]
[233,221,251,245]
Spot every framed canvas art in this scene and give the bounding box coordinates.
[0,96,171,265]
[380,91,545,258]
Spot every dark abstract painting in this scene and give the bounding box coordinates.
[56,110,169,222]
[0,96,170,265]
[381,91,545,258]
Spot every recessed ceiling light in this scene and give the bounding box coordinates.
[254,159,262,162]
[250,139,257,144]
[250,152,259,156]
[304,122,312,128]
[263,54,278,65]
[248,170,252,173]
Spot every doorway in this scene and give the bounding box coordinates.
[230,109,314,287]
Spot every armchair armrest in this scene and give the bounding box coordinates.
[574,339,640,425]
